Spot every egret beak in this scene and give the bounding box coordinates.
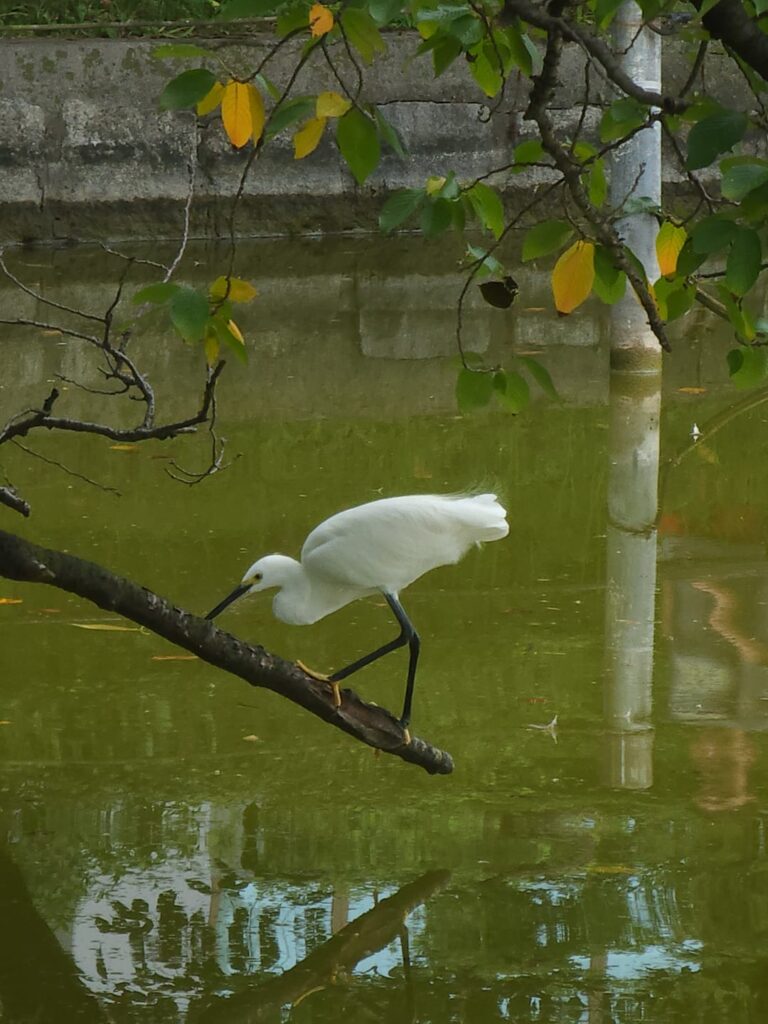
[205,584,250,620]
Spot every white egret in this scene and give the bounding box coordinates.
[205,493,508,730]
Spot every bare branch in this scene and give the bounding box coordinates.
[0,250,105,323]
[10,440,121,497]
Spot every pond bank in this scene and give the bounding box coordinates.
[0,33,744,243]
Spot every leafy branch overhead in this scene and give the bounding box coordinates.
[152,0,768,398]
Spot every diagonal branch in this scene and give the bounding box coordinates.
[0,529,454,775]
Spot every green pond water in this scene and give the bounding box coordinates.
[1,238,768,1022]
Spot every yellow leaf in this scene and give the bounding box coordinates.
[72,623,140,632]
[656,221,687,277]
[204,333,220,366]
[221,80,252,149]
[309,3,334,37]
[0,720,10,726]
[151,654,199,661]
[316,90,351,118]
[426,175,446,196]
[293,116,327,159]
[209,276,258,302]
[551,240,595,314]
[677,386,707,394]
[248,83,266,144]
[243,734,261,742]
[227,319,245,344]
[110,443,139,452]
[0,598,22,605]
[196,81,224,116]
[587,864,633,875]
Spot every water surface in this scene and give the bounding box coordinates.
[1,237,767,1023]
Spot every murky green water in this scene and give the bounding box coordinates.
[1,238,768,1022]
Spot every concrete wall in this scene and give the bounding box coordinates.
[0,33,750,242]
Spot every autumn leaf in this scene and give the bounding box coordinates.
[551,240,595,314]
[221,80,252,148]
[209,276,258,302]
[204,332,220,366]
[72,623,141,632]
[293,116,327,158]
[110,443,139,452]
[151,654,198,661]
[316,90,351,118]
[196,80,224,116]
[248,83,266,144]
[227,319,245,344]
[656,221,687,276]
[0,598,22,605]
[309,3,334,37]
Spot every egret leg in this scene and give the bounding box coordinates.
[329,593,420,730]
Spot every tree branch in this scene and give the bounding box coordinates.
[0,529,454,775]
[694,0,768,81]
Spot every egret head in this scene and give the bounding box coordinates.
[205,554,297,620]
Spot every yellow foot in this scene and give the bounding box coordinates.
[296,659,329,682]
[402,728,411,746]
[296,661,341,708]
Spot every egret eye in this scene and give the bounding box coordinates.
[253,572,263,582]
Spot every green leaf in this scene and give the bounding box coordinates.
[686,108,748,170]
[379,188,425,233]
[466,244,503,278]
[341,8,387,64]
[721,161,768,201]
[691,217,739,254]
[726,228,762,297]
[374,108,407,158]
[493,370,530,413]
[420,197,453,237]
[336,109,380,184]
[159,69,218,111]
[592,245,627,305]
[266,97,315,138]
[132,282,180,305]
[728,346,768,387]
[518,356,559,401]
[456,368,494,412]
[654,276,695,321]
[717,285,755,341]
[444,13,484,46]
[466,182,505,239]
[594,0,624,27]
[522,220,573,262]
[502,20,533,76]
[220,0,282,15]
[432,34,463,76]
[369,0,406,24]
[512,138,546,171]
[469,44,503,97]
[587,159,607,208]
[676,238,707,276]
[170,287,209,342]
[152,44,217,60]
[599,98,647,143]
[277,4,312,35]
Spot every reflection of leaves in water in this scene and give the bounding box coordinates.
[186,879,212,895]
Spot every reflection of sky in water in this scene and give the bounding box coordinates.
[570,941,703,979]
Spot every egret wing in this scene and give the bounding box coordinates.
[301,494,507,593]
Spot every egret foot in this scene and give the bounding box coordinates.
[402,727,411,746]
[296,659,329,682]
[296,661,342,708]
